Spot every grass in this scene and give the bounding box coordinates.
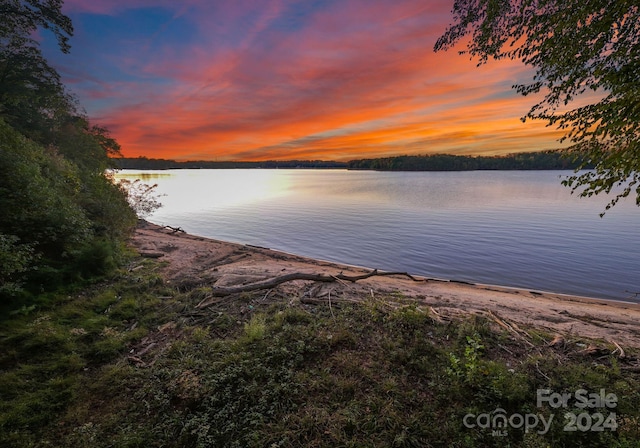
[1,258,640,447]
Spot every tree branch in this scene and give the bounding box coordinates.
[164,225,185,234]
[204,269,424,299]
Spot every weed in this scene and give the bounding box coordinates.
[2,259,640,447]
[447,332,485,383]
[243,313,266,342]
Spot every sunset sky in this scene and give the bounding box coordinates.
[43,0,567,161]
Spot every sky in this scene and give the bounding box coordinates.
[43,0,567,161]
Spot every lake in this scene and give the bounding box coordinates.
[115,169,639,302]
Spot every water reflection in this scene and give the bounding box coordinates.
[117,169,293,210]
[114,171,173,181]
[116,169,639,300]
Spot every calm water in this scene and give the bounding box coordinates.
[116,169,639,301]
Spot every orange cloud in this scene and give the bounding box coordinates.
[57,0,569,161]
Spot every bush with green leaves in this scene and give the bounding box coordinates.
[0,118,136,300]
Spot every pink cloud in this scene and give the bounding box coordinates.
[63,0,562,161]
[62,0,197,15]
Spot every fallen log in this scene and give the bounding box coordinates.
[206,269,424,298]
[139,251,164,258]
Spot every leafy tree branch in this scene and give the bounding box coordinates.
[435,0,640,213]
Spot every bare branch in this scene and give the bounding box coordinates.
[203,269,425,299]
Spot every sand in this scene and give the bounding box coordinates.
[131,221,640,348]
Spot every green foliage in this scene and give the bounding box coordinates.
[0,2,137,300]
[55,116,120,174]
[78,172,137,239]
[448,333,485,383]
[242,313,266,342]
[0,234,34,295]
[0,262,174,444]
[0,0,75,144]
[435,0,640,211]
[0,120,91,285]
[71,239,119,279]
[1,266,640,447]
[0,119,136,300]
[0,37,73,142]
[0,0,73,54]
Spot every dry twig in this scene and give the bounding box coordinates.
[486,310,535,347]
[429,306,446,323]
[610,339,626,358]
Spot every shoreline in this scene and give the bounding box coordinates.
[246,241,640,312]
[245,243,635,306]
[131,220,640,347]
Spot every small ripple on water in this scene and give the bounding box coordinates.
[123,169,639,301]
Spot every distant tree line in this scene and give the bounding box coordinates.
[115,157,347,170]
[347,151,588,171]
[116,151,586,172]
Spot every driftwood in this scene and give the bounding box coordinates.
[205,269,424,299]
[164,225,185,234]
[139,251,164,258]
[486,310,535,347]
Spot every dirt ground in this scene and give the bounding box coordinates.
[131,220,640,348]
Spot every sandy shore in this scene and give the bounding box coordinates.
[131,221,640,348]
